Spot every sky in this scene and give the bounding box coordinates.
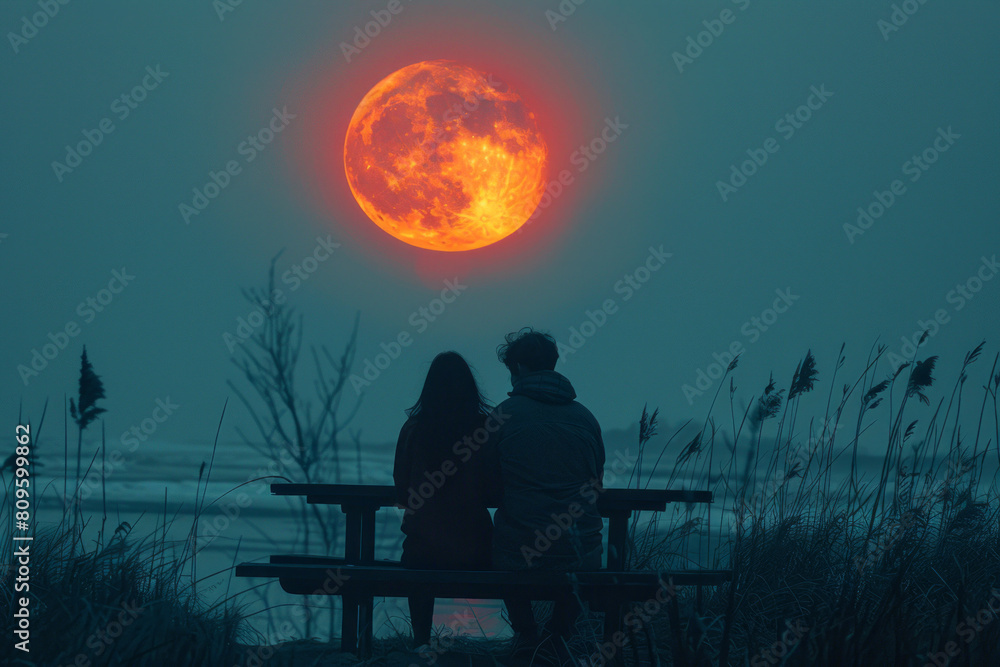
[3,0,998,454]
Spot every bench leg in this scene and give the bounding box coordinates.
[341,594,359,654]
[344,511,361,563]
[606,511,630,570]
[358,595,374,659]
[602,602,627,667]
[667,595,688,666]
[361,507,376,562]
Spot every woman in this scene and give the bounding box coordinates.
[392,351,499,647]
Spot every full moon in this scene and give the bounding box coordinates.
[344,60,548,251]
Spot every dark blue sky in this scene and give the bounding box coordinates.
[3,0,998,450]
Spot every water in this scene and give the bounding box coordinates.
[33,438,506,643]
[29,434,980,645]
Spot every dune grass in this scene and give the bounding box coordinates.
[5,341,1000,666]
[0,362,358,666]
[0,424,368,666]
[330,342,1000,667]
[2,395,256,666]
[1,516,244,665]
[605,341,1000,666]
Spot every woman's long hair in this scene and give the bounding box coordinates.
[405,352,491,465]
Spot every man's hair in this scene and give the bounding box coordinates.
[497,328,558,374]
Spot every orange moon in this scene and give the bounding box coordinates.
[343,60,548,251]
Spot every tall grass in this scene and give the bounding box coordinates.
[0,515,250,665]
[0,419,256,664]
[325,341,1000,667]
[619,341,1000,665]
[8,340,1000,665]
[0,409,362,666]
[0,352,334,665]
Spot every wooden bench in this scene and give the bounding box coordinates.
[235,484,730,661]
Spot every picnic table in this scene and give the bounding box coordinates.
[236,482,725,660]
[271,483,713,569]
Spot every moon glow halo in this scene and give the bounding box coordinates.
[343,60,548,252]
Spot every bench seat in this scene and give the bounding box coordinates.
[236,560,731,662]
[236,560,731,600]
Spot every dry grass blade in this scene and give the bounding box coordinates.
[676,432,702,467]
[789,349,819,400]
[750,374,785,428]
[907,356,939,405]
[864,380,890,406]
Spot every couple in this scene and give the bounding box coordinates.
[392,328,606,651]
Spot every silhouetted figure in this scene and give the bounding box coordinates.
[393,351,499,647]
[485,328,606,649]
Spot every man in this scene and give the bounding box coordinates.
[485,328,606,648]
